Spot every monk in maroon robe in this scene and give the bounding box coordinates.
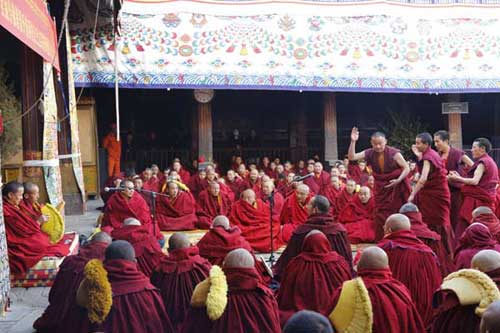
[347,160,370,185]
[33,232,112,333]
[348,127,411,240]
[173,160,191,185]
[260,180,285,220]
[274,195,352,280]
[188,170,207,199]
[196,182,232,229]
[481,300,500,333]
[277,172,297,198]
[431,249,500,333]
[338,186,376,244]
[19,182,44,220]
[3,181,71,274]
[400,203,455,276]
[76,240,174,333]
[156,182,198,231]
[333,179,357,218]
[225,170,245,200]
[434,130,474,239]
[182,249,281,333]
[454,223,500,269]
[280,184,313,242]
[229,189,283,252]
[320,176,342,210]
[101,176,123,206]
[448,138,499,238]
[277,231,351,325]
[241,169,262,194]
[378,214,442,325]
[151,233,211,331]
[410,132,453,252]
[101,179,161,240]
[303,162,330,194]
[111,218,164,277]
[472,206,500,242]
[330,246,425,332]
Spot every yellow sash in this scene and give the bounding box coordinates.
[40,203,65,244]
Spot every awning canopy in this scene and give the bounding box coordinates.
[70,0,500,93]
[0,0,60,71]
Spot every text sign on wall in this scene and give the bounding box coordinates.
[442,102,469,114]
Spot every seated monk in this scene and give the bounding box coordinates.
[472,206,500,242]
[142,167,160,193]
[277,230,352,325]
[151,233,211,331]
[196,182,232,229]
[33,232,112,333]
[332,179,357,218]
[400,203,455,276]
[19,182,44,220]
[241,168,262,194]
[338,186,376,244]
[173,160,192,185]
[111,218,164,277]
[280,184,313,243]
[156,181,198,231]
[378,214,442,325]
[76,240,174,333]
[3,181,71,274]
[277,172,297,198]
[260,180,284,220]
[454,223,500,269]
[133,177,153,208]
[329,247,425,332]
[303,162,330,194]
[431,249,500,333]
[188,169,207,199]
[481,300,500,333]
[229,189,283,252]
[101,179,161,240]
[274,195,352,280]
[101,176,123,206]
[283,310,334,333]
[225,170,244,200]
[182,249,281,333]
[320,176,342,210]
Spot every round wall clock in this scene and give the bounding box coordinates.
[193,89,215,103]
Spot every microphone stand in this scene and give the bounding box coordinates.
[268,193,276,267]
[137,188,170,237]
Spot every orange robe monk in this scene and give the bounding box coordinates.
[103,128,121,177]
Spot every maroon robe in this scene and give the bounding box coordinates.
[181,267,281,333]
[332,268,425,333]
[4,200,70,274]
[338,196,376,244]
[454,223,500,269]
[195,189,232,229]
[474,212,500,242]
[188,174,208,199]
[225,178,245,200]
[365,146,411,240]
[111,225,164,277]
[332,188,355,218]
[320,184,342,211]
[151,246,211,332]
[303,170,330,194]
[178,168,192,185]
[229,199,283,252]
[241,178,262,194]
[260,191,285,221]
[274,213,352,280]
[430,267,500,333]
[404,211,455,276]
[19,199,43,221]
[102,191,161,240]
[33,241,109,333]
[416,146,453,253]
[142,177,160,193]
[348,162,370,185]
[459,153,499,237]
[277,181,295,198]
[277,232,351,325]
[156,191,198,231]
[101,176,124,205]
[378,229,442,325]
[279,192,313,243]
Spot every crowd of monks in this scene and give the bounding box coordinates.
[4,127,500,332]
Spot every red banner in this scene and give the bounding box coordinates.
[0,0,60,71]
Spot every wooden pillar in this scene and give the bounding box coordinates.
[323,93,338,165]
[446,94,463,149]
[191,104,199,159]
[21,45,48,203]
[197,102,213,162]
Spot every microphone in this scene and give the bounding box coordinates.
[104,187,124,192]
[293,173,314,182]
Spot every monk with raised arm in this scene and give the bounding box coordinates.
[338,186,376,243]
[280,184,313,242]
[348,127,411,240]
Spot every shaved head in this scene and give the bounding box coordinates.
[481,301,500,333]
[385,214,411,233]
[223,248,255,269]
[23,182,39,194]
[168,233,191,251]
[399,203,419,213]
[241,189,256,204]
[473,206,495,219]
[105,240,136,261]
[212,215,230,230]
[357,246,389,271]
[123,217,141,226]
[90,232,112,244]
[471,250,500,273]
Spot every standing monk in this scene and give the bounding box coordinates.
[348,127,411,240]
[280,184,313,243]
[434,130,474,237]
[196,182,232,229]
[102,124,121,177]
[156,182,198,231]
[409,132,453,252]
[448,137,499,238]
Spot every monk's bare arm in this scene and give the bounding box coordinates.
[348,127,366,161]
[449,163,485,186]
[461,154,474,168]
[385,153,410,188]
[408,160,430,202]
